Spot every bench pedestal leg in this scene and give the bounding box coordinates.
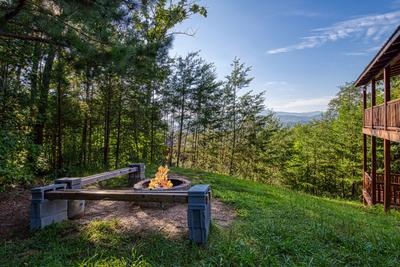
[128,163,145,186]
[30,184,68,229]
[187,184,211,245]
[56,178,85,219]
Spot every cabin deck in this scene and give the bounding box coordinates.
[363,98,400,142]
[363,172,400,208]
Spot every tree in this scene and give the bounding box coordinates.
[224,58,253,175]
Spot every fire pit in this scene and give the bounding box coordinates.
[133,166,191,191]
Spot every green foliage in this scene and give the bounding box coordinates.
[282,83,363,197]
[0,1,392,200]
[1,169,400,266]
[0,0,207,187]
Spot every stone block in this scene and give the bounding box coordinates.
[30,212,68,230]
[187,184,211,245]
[55,178,85,219]
[128,163,145,186]
[30,184,68,230]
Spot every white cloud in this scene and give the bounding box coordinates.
[281,10,322,18]
[267,10,400,54]
[267,96,333,112]
[264,80,295,94]
[265,81,288,86]
[344,45,381,56]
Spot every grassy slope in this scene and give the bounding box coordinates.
[1,168,400,266]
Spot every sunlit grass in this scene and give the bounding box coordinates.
[1,167,400,266]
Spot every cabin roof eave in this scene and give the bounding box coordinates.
[354,26,400,87]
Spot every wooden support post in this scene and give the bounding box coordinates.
[384,67,390,130]
[371,79,376,204]
[384,140,391,211]
[362,86,367,205]
[363,86,367,127]
[371,78,375,129]
[384,66,391,212]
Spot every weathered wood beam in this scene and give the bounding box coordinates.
[80,167,138,186]
[362,86,368,206]
[45,189,189,203]
[384,66,391,130]
[384,66,391,212]
[362,128,400,142]
[371,79,377,204]
[371,79,375,127]
[363,86,367,124]
[384,139,391,212]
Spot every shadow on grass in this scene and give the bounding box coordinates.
[2,167,400,266]
[1,219,230,266]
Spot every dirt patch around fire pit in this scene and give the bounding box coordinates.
[0,173,236,240]
[76,198,235,237]
[78,172,236,236]
[0,186,31,240]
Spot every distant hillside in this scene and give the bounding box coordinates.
[275,111,323,126]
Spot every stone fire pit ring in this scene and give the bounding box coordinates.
[133,176,192,191]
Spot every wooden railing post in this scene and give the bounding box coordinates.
[371,79,376,204]
[384,66,391,212]
[362,86,368,205]
[363,86,367,127]
[384,67,390,130]
[371,79,375,129]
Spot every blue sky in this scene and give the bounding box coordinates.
[170,0,400,112]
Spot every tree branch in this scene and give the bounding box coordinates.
[0,31,66,46]
[0,0,27,29]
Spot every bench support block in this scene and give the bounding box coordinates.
[128,163,145,186]
[187,184,211,245]
[55,178,85,219]
[30,184,68,229]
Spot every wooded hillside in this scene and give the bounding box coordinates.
[3,0,400,198]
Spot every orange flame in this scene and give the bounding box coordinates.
[148,166,173,189]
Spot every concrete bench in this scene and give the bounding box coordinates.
[29,164,211,245]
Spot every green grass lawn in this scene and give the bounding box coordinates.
[1,168,400,266]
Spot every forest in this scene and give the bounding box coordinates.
[2,0,400,199]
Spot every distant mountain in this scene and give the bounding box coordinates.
[274,111,323,126]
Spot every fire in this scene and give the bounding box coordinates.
[148,166,173,189]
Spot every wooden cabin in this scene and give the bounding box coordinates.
[355,26,400,211]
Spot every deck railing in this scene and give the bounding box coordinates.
[375,173,400,207]
[364,98,400,129]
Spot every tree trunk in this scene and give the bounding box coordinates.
[229,87,237,175]
[150,89,155,163]
[176,88,185,167]
[0,60,9,125]
[29,44,40,116]
[33,46,56,145]
[87,78,94,165]
[56,62,63,170]
[80,67,91,165]
[168,113,175,167]
[115,90,122,169]
[103,74,112,168]
[191,128,198,168]
[51,127,57,171]
[88,116,93,164]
